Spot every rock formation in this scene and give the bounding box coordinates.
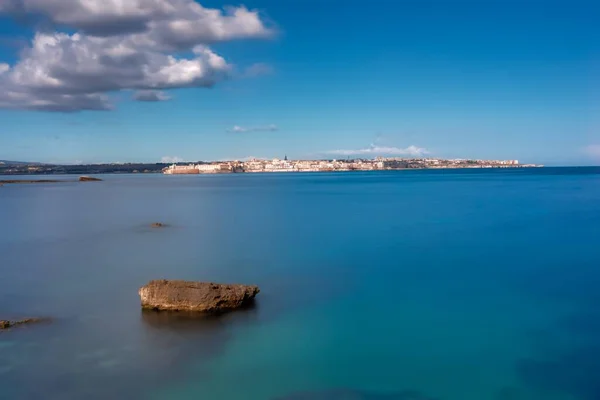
[0,180,60,184]
[139,280,260,314]
[0,318,50,330]
[79,176,103,182]
[150,222,167,228]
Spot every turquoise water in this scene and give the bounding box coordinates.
[1,168,599,400]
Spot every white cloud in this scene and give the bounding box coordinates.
[227,124,278,133]
[133,90,171,102]
[583,145,600,159]
[326,144,430,157]
[229,125,246,133]
[161,156,183,163]
[0,1,273,112]
[0,1,273,43]
[244,62,274,77]
[0,32,229,111]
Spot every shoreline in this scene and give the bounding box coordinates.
[164,165,543,175]
[162,165,540,175]
[0,165,550,178]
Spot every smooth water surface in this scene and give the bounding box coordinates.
[1,168,600,400]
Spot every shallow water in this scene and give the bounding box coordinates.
[1,168,599,400]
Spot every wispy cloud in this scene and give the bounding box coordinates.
[244,63,274,78]
[217,156,266,161]
[583,145,600,159]
[133,90,171,102]
[227,124,278,133]
[325,144,430,157]
[161,156,183,163]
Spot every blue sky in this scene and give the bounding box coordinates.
[0,0,598,165]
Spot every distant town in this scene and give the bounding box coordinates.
[164,157,540,174]
[0,157,540,176]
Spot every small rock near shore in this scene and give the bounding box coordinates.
[0,317,50,330]
[139,280,260,314]
[150,222,167,228]
[79,176,103,182]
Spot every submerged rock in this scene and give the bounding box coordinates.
[0,317,50,330]
[79,176,103,182]
[139,280,260,314]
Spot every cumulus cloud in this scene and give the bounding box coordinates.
[244,62,274,77]
[227,124,278,133]
[326,144,430,157]
[0,1,273,112]
[0,0,273,42]
[0,33,228,111]
[583,145,600,159]
[5,33,229,92]
[133,90,171,102]
[161,156,183,163]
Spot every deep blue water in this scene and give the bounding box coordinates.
[1,168,600,400]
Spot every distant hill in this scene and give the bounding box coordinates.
[1,162,168,175]
[0,160,43,166]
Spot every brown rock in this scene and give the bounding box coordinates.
[79,176,103,182]
[0,180,60,184]
[150,222,166,228]
[14,317,47,325]
[0,317,50,330]
[139,280,260,314]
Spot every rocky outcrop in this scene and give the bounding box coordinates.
[0,180,60,184]
[0,318,50,330]
[139,280,260,314]
[150,222,167,228]
[79,176,103,182]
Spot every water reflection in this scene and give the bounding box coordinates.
[140,306,260,355]
[0,308,261,400]
[273,388,440,400]
[517,308,600,400]
[141,303,258,326]
[517,345,600,400]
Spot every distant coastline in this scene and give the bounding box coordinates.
[163,157,541,175]
[0,162,170,176]
[0,158,542,176]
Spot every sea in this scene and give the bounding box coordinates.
[1,168,600,400]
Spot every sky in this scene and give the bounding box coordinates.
[0,0,598,165]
